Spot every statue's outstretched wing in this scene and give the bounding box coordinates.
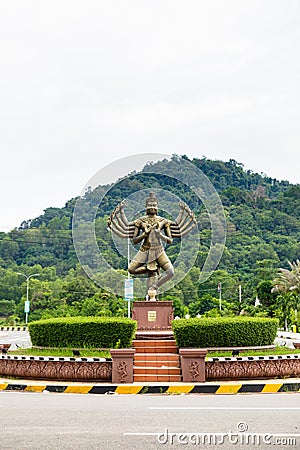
[170,201,197,239]
[107,201,135,238]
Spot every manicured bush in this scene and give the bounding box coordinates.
[172,317,279,348]
[28,316,137,348]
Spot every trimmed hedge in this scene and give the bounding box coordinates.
[28,316,137,349]
[172,317,279,348]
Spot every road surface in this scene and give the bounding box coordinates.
[0,330,31,350]
[0,392,299,449]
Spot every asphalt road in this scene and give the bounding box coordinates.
[0,392,299,449]
[0,330,31,350]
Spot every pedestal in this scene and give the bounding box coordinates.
[132,301,174,331]
[179,348,207,383]
[110,348,135,383]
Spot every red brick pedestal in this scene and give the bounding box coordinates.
[110,348,135,383]
[132,301,174,331]
[179,348,207,382]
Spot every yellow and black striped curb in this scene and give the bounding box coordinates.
[0,382,300,395]
[0,327,28,332]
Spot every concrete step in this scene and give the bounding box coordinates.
[134,359,179,367]
[133,340,178,354]
[134,353,180,362]
[134,374,182,382]
[134,339,177,347]
[135,331,174,340]
[134,367,181,376]
[134,346,178,354]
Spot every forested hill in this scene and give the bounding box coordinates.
[18,156,295,228]
[0,155,299,311]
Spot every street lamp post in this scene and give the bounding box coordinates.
[17,273,40,324]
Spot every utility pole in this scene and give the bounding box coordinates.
[127,237,130,280]
[17,273,40,324]
[125,237,133,318]
[239,284,242,303]
[218,282,222,311]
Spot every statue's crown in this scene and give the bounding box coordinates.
[145,192,158,206]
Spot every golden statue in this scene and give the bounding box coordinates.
[108,192,196,297]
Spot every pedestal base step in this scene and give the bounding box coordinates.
[135,331,174,340]
[134,374,182,382]
[133,339,178,354]
[134,353,180,363]
[134,366,181,375]
[134,359,179,367]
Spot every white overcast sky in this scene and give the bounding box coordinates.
[0,0,299,231]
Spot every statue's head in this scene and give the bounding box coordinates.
[147,286,157,300]
[145,192,158,215]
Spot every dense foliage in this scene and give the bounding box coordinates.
[0,155,299,329]
[172,317,279,348]
[29,317,137,348]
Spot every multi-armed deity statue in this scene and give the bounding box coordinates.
[108,192,196,298]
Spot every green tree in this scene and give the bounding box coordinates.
[162,295,187,318]
[272,260,300,329]
[0,300,16,317]
[256,280,277,308]
[188,294,217,316]
[60,276,98,306]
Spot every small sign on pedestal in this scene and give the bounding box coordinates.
[148,311,157,322]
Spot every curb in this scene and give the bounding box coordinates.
[1,381,300,395]
[0,327,28,332]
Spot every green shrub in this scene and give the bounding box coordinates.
[172,317,279,348]
[28,316,137,348]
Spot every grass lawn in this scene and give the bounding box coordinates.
[6,346,300,359]
[207,347,300,357]
[8,348,111,358]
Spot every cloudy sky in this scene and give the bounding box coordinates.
[1,1,299,231]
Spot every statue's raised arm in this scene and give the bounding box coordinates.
[107,200,135,238]
[170,201,197,238]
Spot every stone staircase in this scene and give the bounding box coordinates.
[133,338,181,382]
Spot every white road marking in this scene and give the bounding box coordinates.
[148,406,300,410]
[124,432,300,437]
